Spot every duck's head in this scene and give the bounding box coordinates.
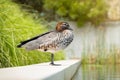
[56,22,73,32]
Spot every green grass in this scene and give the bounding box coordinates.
[0,0,64,68]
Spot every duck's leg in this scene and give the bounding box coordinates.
[50,53,54,65]
[50,53,61,66]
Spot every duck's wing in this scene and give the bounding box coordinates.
[17,31,53,48]
[17,31,58,50]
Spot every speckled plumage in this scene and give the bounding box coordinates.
[17,22,74,65]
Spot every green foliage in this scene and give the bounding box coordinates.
[43,0,108,26]
[0,0,64,68]
[13,0,43,12]
[13,0,108,26]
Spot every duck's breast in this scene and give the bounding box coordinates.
[56,30,74,50]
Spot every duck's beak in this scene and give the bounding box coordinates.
[68,27,73,31]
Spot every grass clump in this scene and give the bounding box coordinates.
[0,0,64,68]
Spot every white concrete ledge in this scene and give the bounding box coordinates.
[0,60,80,80]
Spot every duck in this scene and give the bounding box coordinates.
[17,22,74,65]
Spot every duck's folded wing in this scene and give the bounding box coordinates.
[18,31,58,50]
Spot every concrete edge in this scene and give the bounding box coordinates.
[0,60,81,80]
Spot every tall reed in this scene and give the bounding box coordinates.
[0,0,64,68]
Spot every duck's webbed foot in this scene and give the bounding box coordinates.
[50,54,61,66]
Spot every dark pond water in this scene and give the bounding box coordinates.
[72,64,120,80]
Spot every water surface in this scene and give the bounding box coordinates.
[72,64,120,80]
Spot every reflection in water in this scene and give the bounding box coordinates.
[72,65,120,80]
[65,22,120,60]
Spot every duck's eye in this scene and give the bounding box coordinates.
[64,24,69,27]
